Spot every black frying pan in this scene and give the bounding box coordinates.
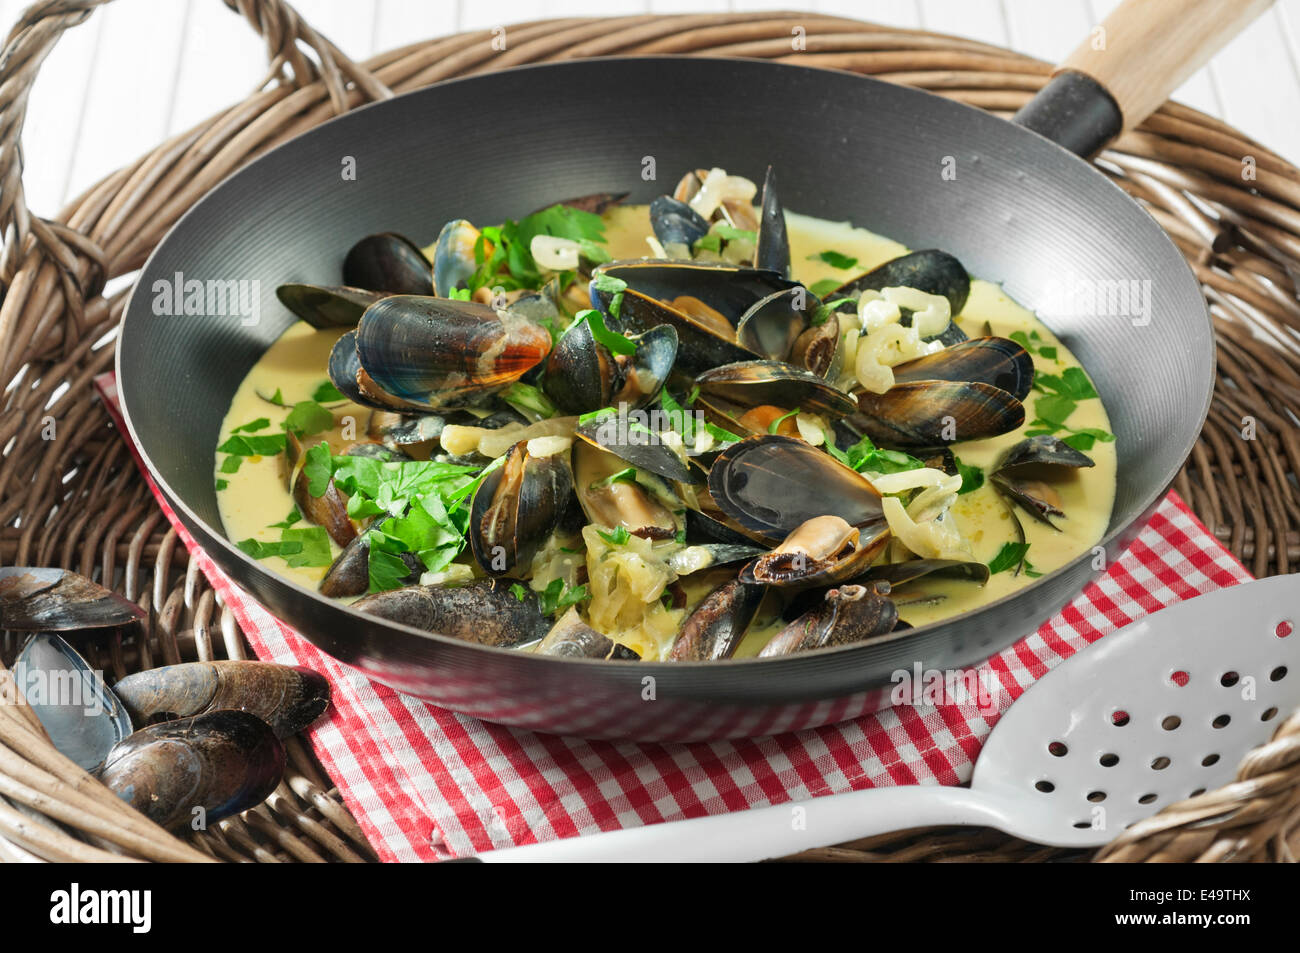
[118,1,1257,740]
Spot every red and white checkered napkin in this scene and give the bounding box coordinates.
[96,373,1252,862]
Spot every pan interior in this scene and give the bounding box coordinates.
[120,56,1210,636]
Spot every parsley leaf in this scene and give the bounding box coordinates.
[768,408,801,433]
[311,381,346,403]
[809,278,842,298]
[955,458,984,495]
[282,400,335,438]
[232,417,271,433]
[217,433,287,456]
[576,308,635,357]
[809,250,858,270]
[596,525,632,546]
[988,541,1032,575]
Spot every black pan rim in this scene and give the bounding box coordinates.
[116,55,1215,672]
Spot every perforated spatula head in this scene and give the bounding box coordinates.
[970,574,1299,846]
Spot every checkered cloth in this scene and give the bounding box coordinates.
[97,373,1251,861]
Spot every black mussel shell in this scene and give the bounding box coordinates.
[667,579,765,661]
[276,284,384,328]
[352,579,551,648]
[343,232,433,295]
[851,380,1025,447]
[0,568,144,632]
[892,337,1034,402]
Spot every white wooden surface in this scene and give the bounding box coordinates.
[7,0,1300,220]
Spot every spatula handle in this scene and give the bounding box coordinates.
[1014,0,1272,157]
[475,785,1007,863]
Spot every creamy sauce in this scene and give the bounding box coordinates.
[217,206,1116,658]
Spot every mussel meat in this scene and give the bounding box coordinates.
[739,514,889,589]
[469,437,575,576]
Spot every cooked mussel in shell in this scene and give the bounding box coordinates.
[352,579,551,647]
[539,608,640,660]
[739,514,889,589]
[758,582,899,656]
[112,661,330,739]
[100,710,285,833]
[343,232,433,295]
[667,578,766,661]
[276,284,384,329]
[469,437,575,576]
[352,296,552,411]
[991,434,1095,528]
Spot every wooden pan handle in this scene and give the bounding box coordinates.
[1063,0,1272,132]
[1014,0,1272,156]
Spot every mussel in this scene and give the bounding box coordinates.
[275,284,384,329]
[0,567,144,631]
[650,195,710,255]
[112,661,330,739]
[754,166,790,277]
[851,380,1025,448]
[890,336,1034,401]
[352,579,551,647]
[430,219,481,297]
[538,608,640,660]
[13,634,133,772]
[758,582,898,656]
[707,434,886,544]
[351,296,552,412]
[695,360,857,419]
[469,437,575,576]
[991,435,1095,528]
[591,260,802,375]
[834,249,970,332]
[667,579,765,661]
[286,432,358,549]
[100,710,285,833]
[343,232,433,295]
[572,438,685,541]
[739,515,889,589]
[544,320,678,415]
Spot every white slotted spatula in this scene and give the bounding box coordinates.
[476,574,1299,862]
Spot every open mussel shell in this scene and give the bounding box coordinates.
[320,535,421,598]
[892,336,1034,401]
[470,437,574,576]
[286,432,358,549]
[851,380,1025,447]
[754,166,790,277]
[545,320,677,414]
[538,608,640,660]
[276,284,383,328]
[100,710,285,833]
[790,314,842,378]
[997,434,1096,474]
[353,579,551,648]
[431,219,480,297]
[667,579,765,661]
[695,360,858,418]
[13,634,133,772]
[342,232,433,295]
[596,260,798,326]
[758,582,898,656]
[738,514,890,590]
[603,287,756,376]
[650,195,710,253]
[991,435,1095,528]
[572,438,684,541]
[735,287,811,361]
[834,249,970,317]
[0,567,144,632]
[354,296,551,412]
[707,434,885,543]
[574,411,695,484]
[112,661,330,740]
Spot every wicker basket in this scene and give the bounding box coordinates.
[0,0,1297,864]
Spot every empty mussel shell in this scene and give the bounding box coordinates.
[0,568,144,632]
[754,166,790,277]
[100,710,285,833]
[112,661,331,739]
[13,634,133,772]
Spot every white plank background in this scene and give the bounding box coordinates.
[7,0,1300,220]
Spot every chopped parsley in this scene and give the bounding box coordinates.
[217,433,287,456]
[282,400,335,438]
[467,204,608,293]
[311,380,347,403]
[955,458,984,495]
[767,408,801,434]
[1010,329,1058,362]
[826,434,924,475]
[589,272,628,320]
[232,417,271,433]
[576,307,635,357]
[808,278,842,298]
[596,525,632,546]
